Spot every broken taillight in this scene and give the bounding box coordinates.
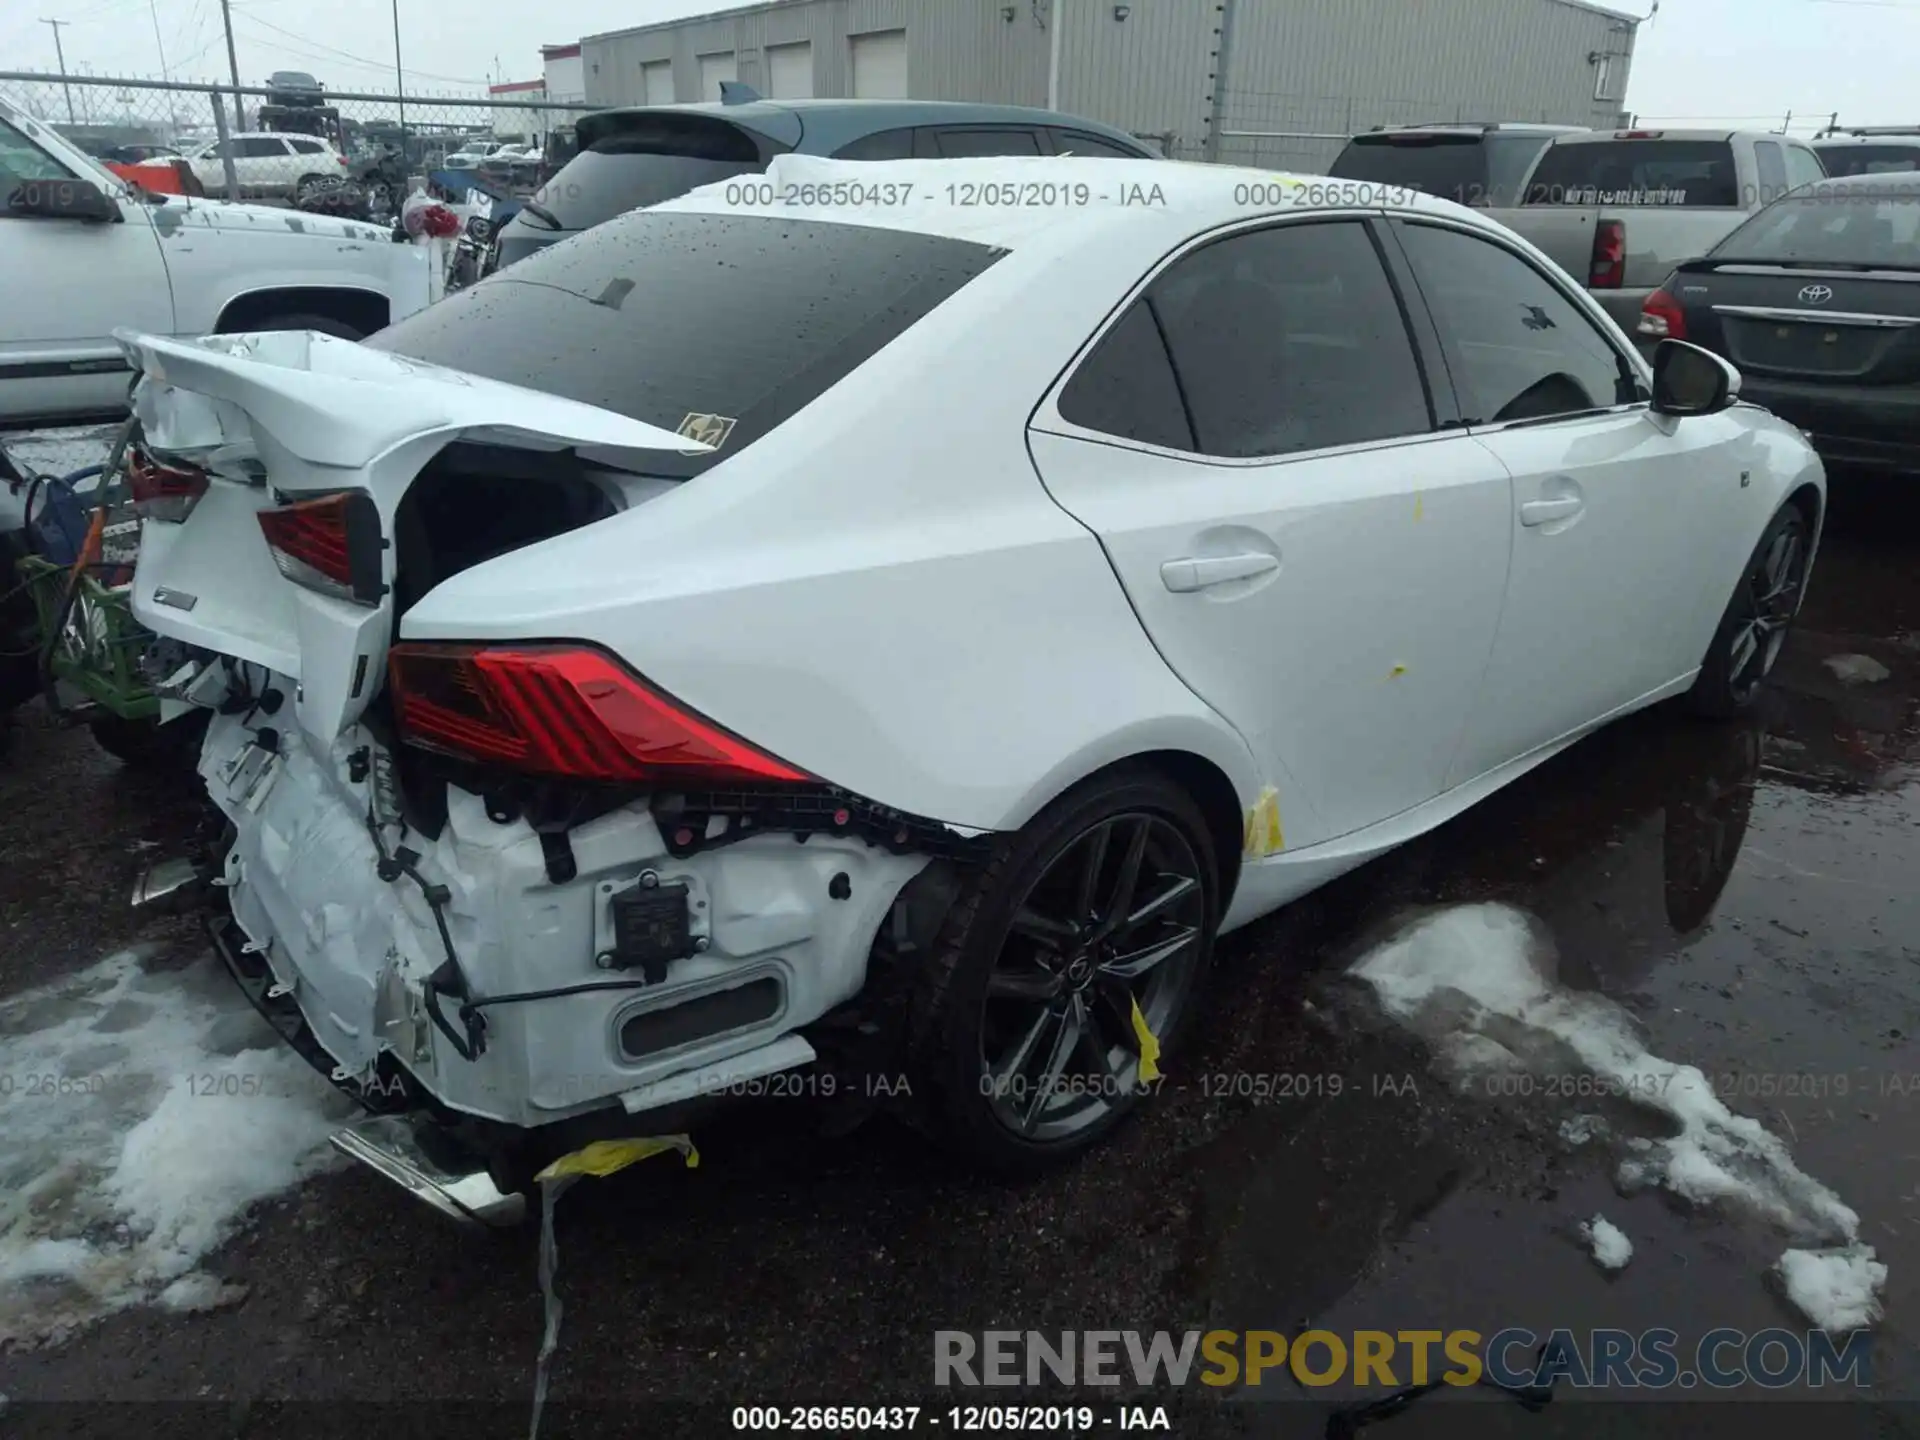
[127,450,209,522]
[1639,286,1689,341]
[387,642,812,786]
[256,490,385,606]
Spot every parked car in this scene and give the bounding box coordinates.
[183,131,349,199]
[1477,128,1830,338]
[0,95,431,424]
[118,155,1823,1220]
[487,88,1162,274]
[1326,121,1589,207]
[1638,173,1920,475]
[1813,129,1920,177]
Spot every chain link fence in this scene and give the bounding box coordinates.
[1,71,595,204]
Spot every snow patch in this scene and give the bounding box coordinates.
[1352,906,1869,1262]
[1581,1215,1634,1271]
[1823,654,1891,686]
[1779,1247,1887,1332]
[0,950,351,1346]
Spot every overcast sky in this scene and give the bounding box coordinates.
[4,0,1913,130]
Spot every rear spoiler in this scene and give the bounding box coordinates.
[113,329,711,470]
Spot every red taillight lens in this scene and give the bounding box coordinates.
[1639,286,1689,342]
[388,643,812,786]
[127,450,209,522]
[256,490,385,606]
[1589,220,1627,289]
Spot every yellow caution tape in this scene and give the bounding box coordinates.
[534,1135,699,1183]
[1243,786,1286,858]
[1129,993,1162,1084]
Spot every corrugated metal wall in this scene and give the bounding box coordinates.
[1213,0,1637,171]
[579,0,1637,170]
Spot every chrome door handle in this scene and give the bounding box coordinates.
[1519,497,1583,527]
[1160,553,1281,593]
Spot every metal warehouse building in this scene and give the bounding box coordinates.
[579,0,1640,169]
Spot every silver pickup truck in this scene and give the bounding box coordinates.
[1482,129,1830,339]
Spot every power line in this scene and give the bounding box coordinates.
[232,8,486,86]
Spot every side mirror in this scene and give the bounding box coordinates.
[7,177,118,223]
[1651,339,1741,418]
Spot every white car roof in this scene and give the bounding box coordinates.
[660,153,1483,255]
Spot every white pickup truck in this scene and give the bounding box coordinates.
[1482,128,1831,341]
[0,95,430,426]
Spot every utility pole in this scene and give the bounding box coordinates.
[147,0,172,84]
[392,0,406,134]
[1046,0,1065,112]
[39,18,76,125]
[217,0,244,130]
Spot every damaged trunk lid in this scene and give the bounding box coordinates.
[120,327,709,746]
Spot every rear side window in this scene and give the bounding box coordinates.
[289,138,326,154]
[1524,139,1739,207]
[1783,145,1827,191]
[240,137,289,158]
[531,117,777,232]
[1817,144,1920,177]
[1327,133,1489,206]
[366,211,1004,478]
[935,128,1043,158]
[832,127,915,160]
[1754,142,1787,202]
[1142,220,1432,458]
[1058,304,1194,450]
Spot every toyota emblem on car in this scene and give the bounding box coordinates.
[1799,284,1835,305]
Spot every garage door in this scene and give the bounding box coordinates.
[641,60,675,106]
[766,42,813,99]
[697,51,737,100]
[849,30,907,99]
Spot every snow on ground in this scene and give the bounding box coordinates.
[1779,1247,1888,1332]
[0,948,351,1347]
[1580,1215,1634,1272]
[1351,904,1887,1328]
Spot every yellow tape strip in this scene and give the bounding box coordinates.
[534,1135,699,1183]
[1129,994,1162,1084]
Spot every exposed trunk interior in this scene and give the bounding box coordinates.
[390,441,622,618]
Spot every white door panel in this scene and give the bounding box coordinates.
[1031,430,1514,845]
[642,60,676,105]
[850,30,908,99]
[1450,409,1739,783]
[767,42,813,98]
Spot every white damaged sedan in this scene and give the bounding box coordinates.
[120,155,1823,1220]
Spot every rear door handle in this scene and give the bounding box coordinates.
[1160,553,1280,593]
[1519,497,1584,527]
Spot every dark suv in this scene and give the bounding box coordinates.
[487,90,1158,274]
[1327,121,1589,208]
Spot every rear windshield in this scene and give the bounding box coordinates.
[1816,144,1920,177]
[526,118,778,233]
[1523,139,1740,207]
[1328,134,1488,204]
[1712,185,1920,267]
[365,210,1004,478]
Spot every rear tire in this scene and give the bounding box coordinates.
[293,173,332,203]
[88,710,210,771]
[1686,503,1813,720]
[908,768,1218,1175]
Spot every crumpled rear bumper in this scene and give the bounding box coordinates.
[198,702,929,1132]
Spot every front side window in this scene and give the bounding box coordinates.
[1111,220,1433,459]
[0,117,75,186]
[1398,222,1635,426]
[831,128,915,161]
[1755,142,1787,205]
